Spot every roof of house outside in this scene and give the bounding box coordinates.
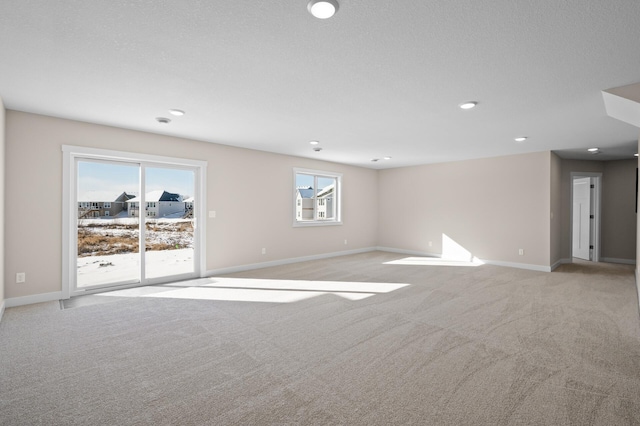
[78,191,136,203]
[297,188,314,199]
[317,184,335,198]
[126,190,183,203]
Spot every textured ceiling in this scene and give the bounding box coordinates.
[1,0,639,168]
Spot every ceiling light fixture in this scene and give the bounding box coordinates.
[309,140,319,145]
[155,117,171,124]
[169,109,185,116]
[383,156,392,160]
[635,153,639,157]
[459,101,477,110]
[371,158,380,162]
[587,147,599,152]
[514,137,527,142]
[308,0,339,19]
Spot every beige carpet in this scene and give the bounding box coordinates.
[1,251,639,425]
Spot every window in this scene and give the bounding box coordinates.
[293,168,342,226]
[104,202,111,208]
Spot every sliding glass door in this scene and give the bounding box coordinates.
[68,150,204,295]
[77,160,141,288]
[144,166,195,280]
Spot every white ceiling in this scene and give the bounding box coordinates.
[1,0,639,168]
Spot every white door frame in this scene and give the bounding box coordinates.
[569,172,602,262]
[62,145,207,299]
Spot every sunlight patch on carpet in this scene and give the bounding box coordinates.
[384,257,482,267]
[95,278,409,303]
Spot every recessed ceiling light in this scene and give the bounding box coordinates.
[514,137,527,142]
[459,101,477,110]
[309,140,319,145]
[383,156,392,160]
[308,0,339,19]
[155,117,171,124]
[587,147,599,152]
[169,109,185,116]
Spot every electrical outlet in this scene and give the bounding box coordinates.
[428,241,433,247]
[518,249,524,256]
[16,272,26,283]
[262,248,266,255]
[344,239,348,245]
[209,210,216,218]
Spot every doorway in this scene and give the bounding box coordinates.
[63,146,207,298]
[570,172,601,262]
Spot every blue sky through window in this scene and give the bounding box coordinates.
[295,174,334,191]
[78,162,194,201]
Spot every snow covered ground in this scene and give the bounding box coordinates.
[77,248,194,287]
[79,211,190,225]
[77,217,194,287]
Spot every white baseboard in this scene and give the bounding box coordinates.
[376,246,553,272]
[600,257,637,265]
[5,291,63,308]
[551,258,571,271]
[375,246,441,258]
[480,259,552,272]
[636,268,640,319]
[206,247,377,276]
[0,300,5,323]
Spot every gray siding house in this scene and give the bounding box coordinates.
[295,187,315,220]
[127,190,186,218]
[78,191,135,218]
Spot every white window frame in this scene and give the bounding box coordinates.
[293,168,342,227]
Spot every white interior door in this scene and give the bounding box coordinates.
[572,177,591,260]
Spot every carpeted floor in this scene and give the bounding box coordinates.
[1,251,639,425]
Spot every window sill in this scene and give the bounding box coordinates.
[293,220,343,228]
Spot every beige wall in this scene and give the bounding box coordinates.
[559,159,636,262]
[4,111,378,299]
[601,159,637,262]
[4,109,637,303]
[550,152,562,266]
[377,151,552,268]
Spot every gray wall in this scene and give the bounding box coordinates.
[601,159,637,262]
[550,152,562,266]
[559,158,636,262]
[637,137,640,313]
[0,98,4,313]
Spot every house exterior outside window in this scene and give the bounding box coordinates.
[293,168,341,227]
